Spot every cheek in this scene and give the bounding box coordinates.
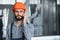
[14,13,18,16]
[22,14,25,16]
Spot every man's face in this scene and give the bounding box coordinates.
[14,9,25,21]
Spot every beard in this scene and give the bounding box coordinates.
[14,15,24,21]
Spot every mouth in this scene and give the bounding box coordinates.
[17,16,23,18]
[15,15,24,21]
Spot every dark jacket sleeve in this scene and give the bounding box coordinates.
[0,19,3,39]
[23,24,34,40]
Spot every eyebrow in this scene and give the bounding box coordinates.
[15,10,25,13]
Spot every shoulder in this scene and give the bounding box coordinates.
[23,23,34,29]
[24,23,34,26]
[7,23,13,30]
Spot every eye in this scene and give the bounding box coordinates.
[20,11,24,12]
[15,11,19,13]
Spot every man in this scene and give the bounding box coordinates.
[6,2,34,40]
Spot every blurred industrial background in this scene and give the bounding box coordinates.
[0,0,60,40]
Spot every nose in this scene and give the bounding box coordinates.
[18,12,23,16]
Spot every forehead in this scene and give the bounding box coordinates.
[15,9,24,11]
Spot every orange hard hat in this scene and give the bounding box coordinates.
[12,2,26,12]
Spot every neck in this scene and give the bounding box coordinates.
[15,20,23,27]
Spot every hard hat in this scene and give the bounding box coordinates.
[12,2,26,12]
